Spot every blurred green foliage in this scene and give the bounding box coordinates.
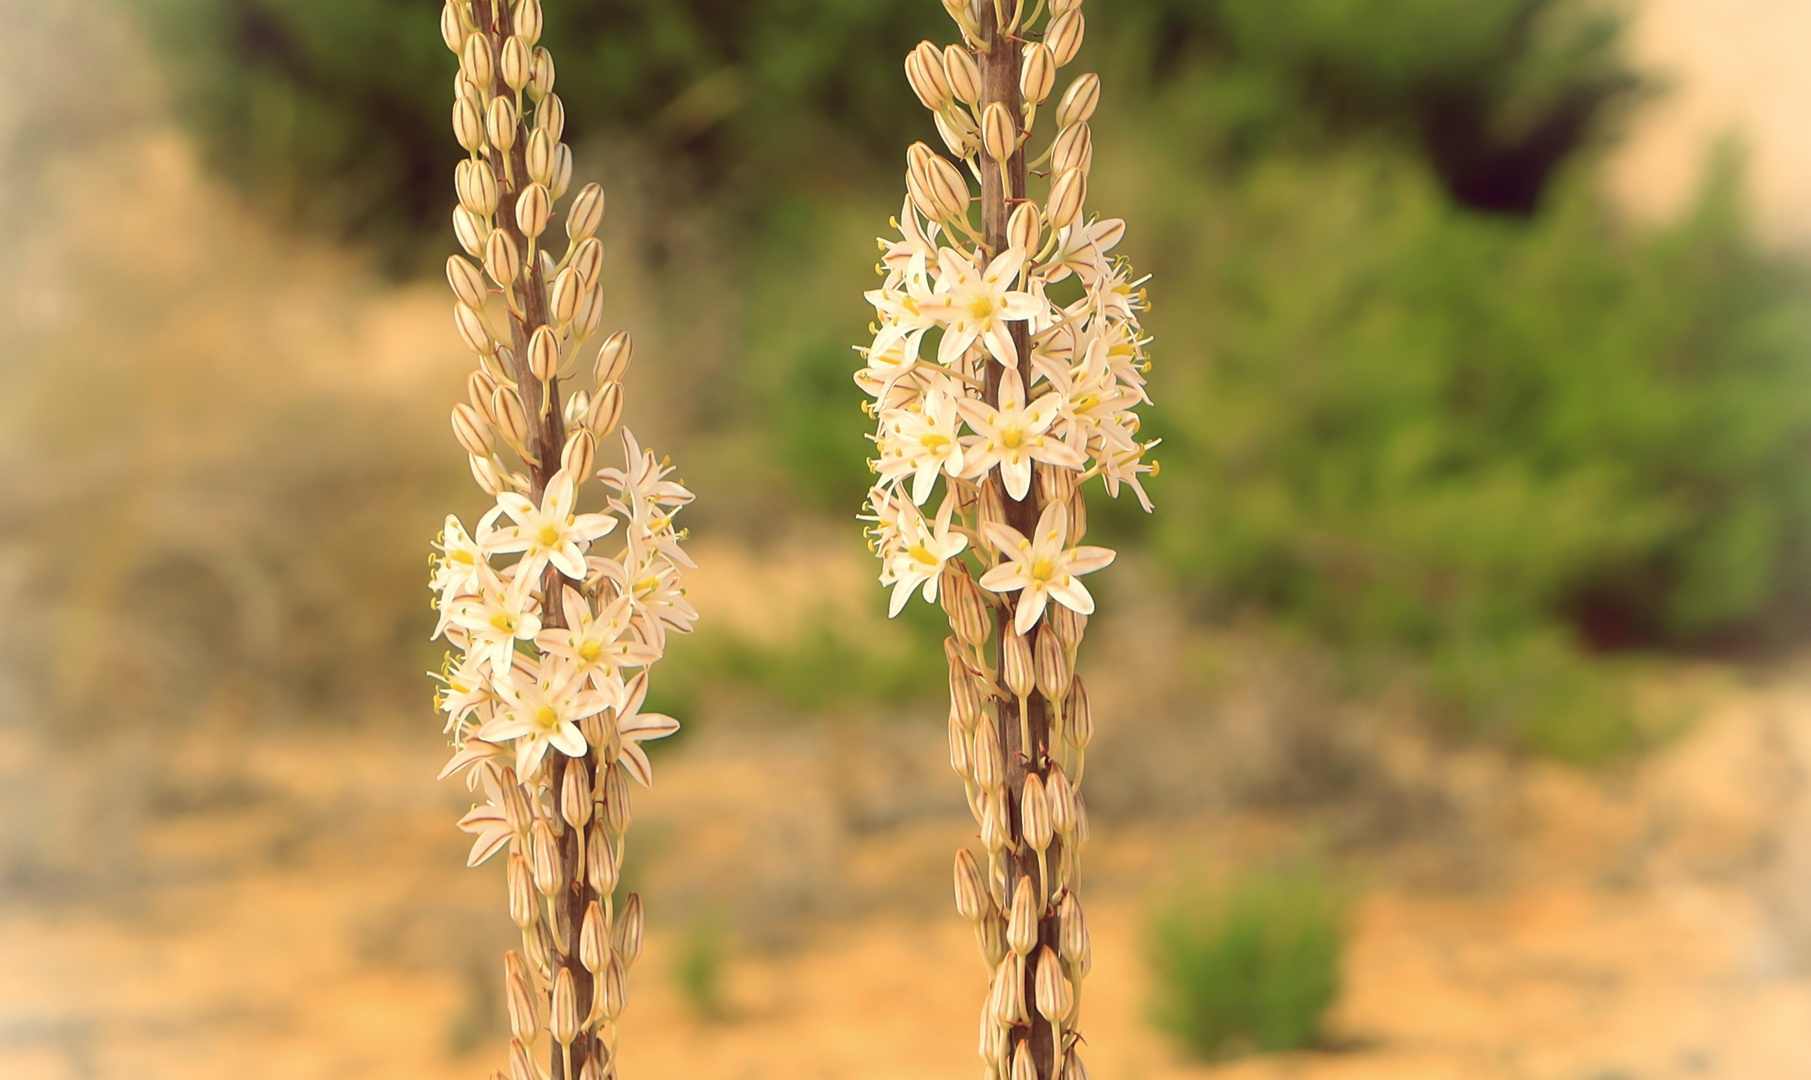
[128,0,1811,757]
[1148,860,1346,1057]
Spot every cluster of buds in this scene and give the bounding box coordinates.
[858,2,1154,1078]
[431,3,697,1079]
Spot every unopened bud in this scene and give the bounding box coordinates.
[1007,201,1042,258]
[594,329,632,383]
[492,386,529,450]
[1007,875,1038,956]
[1021,43,1056,106]
[1011,1040,1037,1080]
[586,825,619,895]
[468,370,501,421]
[616,890,646,965]
[1059,891,1090,974]
[1068,487,1089,537]
[529,46,556,101]
[580,900,608,974]
[451,403,496,457]
[453,97,486,152]
[972,714,1004,792]
[982,102,1017,165]
[507,852,536,928]
[1048,10,1086,67]
[440,1,465,53]
[976,910,1006,967]
[1046,763,1076,837]
[601,762,632,835]
[523,922,553,981]
[514,0,543,44]
[516,183,552,239]
[561,431,596,480]
[570,236,605,290]
[525,128,555,186]
[950,662,983,730]
[954,849,987,922]
[599,955,628,1020]
[508,1038,535,1080]
[1062,1049,1090,1080]
[484,227,520,286]
[1049,604,1085,649]
[948,711,972,778]
[934,109,979,158]
[551,965,580,1045]
[567,183,605,243]
[458,159,500,216]
[527,326,560,383]
[944,44,981,106]
[500,36,532,91]
[536,93,565,140]
[1047,167,1087,230]
[505,950,538,1037]
[941,561,991,646]
[461,34,494,91]
[587,382,624,438]
[486,96,518,153]
[1057,73,1101,130]
[550,266,584,326]
[1002,626,1034,699]
[1051,122,1092,176]
[979,480,1007,531]
[1035,944,1073,1024]
[1021,772,1053,855]
[575,280,604,338]
[448,254,488,308]
[454,301,494,356]
[994,955,1025,1025]
[453,204,487,256]
[981,789,1010,852]
[530,819,560,896]
[1065,675,1092,748]
[551,143,573,200]
[560,762,591,830]
[1034,627,1071,703]
[906,41,953,112]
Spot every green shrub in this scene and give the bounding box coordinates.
[1148,862,1345,1058]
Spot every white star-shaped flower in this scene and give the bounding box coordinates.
[886,495,969,617]
[612,671,681,788]
[877,390,967,505]
[957,367,1084,500]
[929,246,1044,368]
[979,503,1116,635]
[535,586,660,699]
[479,657,612,779]
[484,469,617,581]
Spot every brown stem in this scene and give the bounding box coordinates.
[977,7,1060,1077]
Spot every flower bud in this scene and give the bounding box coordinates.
[569,236,605,291]
[979,480,1007,532]
[514,0,543,45]
[1007,201,1042,259]
[907,143,971,222]
[954,849,987,923]
[1035,944,1073,1024]
[529,47,556,101]
[560,761,591,831]
[505,950,538,1037]
[944,44,981,106]
[1002,626,1034,699]
[575,281,604,339]
[906,41,953,112]
[550,266,584,326]
[993,955,1025,1025]
[1007,875,1038,956]
[976,910,1006,968]
[1065,674,1092,748]
[453,205,488,258]
[448,253,488,307]
[440,1,465,53]
[555,181,602,241]
[586,824,619,895]
[1047,167,1086,230]
[528,325,561,383]
[602,762,633,835]
[1058,891,1090,974]
[1020,43,1056,106]
[1049,604,1085,650]
[972,714,1004,792]
[950,662,983,731]
[1034,627,1071,703]
[980,790,1010,852]
[551,142,573,200]
[459,159,500,216]
[949,711,972,779]
[1068,487,1089,537]
[1048,10,1086,67]
[614,892,645,968]
[934,109,978,159]
[524,128,555,186]
[486,96,518,152]
[452,403,496,457]
[1051,121,1092,176]
[594,329,631,383]
[509,1038,535,1080]
[483,230,520,288]
[587,382,624,438]
[551,965,580,1045]
[559,432,593,481]
[1063,1050,1090,1080]
[1046,763,1076,837]
[516,183,552,239]
[580,900,609,974]
[1011,1040,1036,1080]
[1021,772,1053,855]
[523,922,553,981]
[453,97,485,152]
[940,561,990,646]
[1057,73,1100,130]
[493,386,529,449]
[981,102,1017,165]
[462,34,493,91]
[500,35,532,91]
[1073,791,1091,851]
[530,819,560,896]
[454,301,494,356]
[600,955,628,1020]
[507,852,537,928]
[536,93,565,140]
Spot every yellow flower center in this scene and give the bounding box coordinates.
[969,296,995,319]
[920,433,951,452]
[908,543,939,567]
[1074,393,1099,412]
[490,612,516,632]
[538,523,562,548]
[450,549,475,564]
[1030,557,1055,583]
[579,640,604,663]
[1001,427,1024,450]
[535,705,560,729]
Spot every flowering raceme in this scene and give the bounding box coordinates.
[428,2,694,1077]
[857,2,1155,1078]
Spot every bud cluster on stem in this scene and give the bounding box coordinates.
[431,3,699,1078]
[858,2,1155,1077]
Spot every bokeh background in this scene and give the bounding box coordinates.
[5,0,1811,1076]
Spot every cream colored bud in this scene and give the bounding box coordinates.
[484,227,521,286]
[505,951,538,1038]
[976,909,1006,967]
[594,329,632,384]
[508,1038,535,1080]
[575,281,604,339]
[516,183,552,239]
[453,204,487,257]
[979,480,1007,531]
[906,41,953,112]
[614,892,645,968]
[454,301,494,355]
[529,47,555,101]
[1048,10,1085,66]
[940,562,989,646]
[982,102,1017,165]
[580,900,608,974]
[1073,791,1091,851]
[1068,485,1090,535]
[1065,674,1092,748]
[551,966,580,1045]
[587,382,624,438]
[907,143,970,222]
[500,36,532,91]
[451,403,496,457]
[1034,627,1071,703]
[1002,626,1034,699]
[949,711,972,778]
[536,93,565,140]
[944,44,982,106]
[1057,73,1101,130]
[934,110,978,159]
[586,825,619,895]
[981,790,1010,853]
[470,454,507,496]
[551,143,573,199]
[600,956,628,1020]
[1021,43,1056,106]
[514,0,544,45]
[1047,167,1086,230]
[561,430,596,480]
[1051,120,1093,176]
[456,158,499,216]
[994,955,1025,1025]
[1051,0,1083,14]
[453,97,485,152]
[1046,763,1076,836]
[1022,772,1054,854]
[1062,1050,1090,1080]
[564,388,590,428]
[950,663,983,731]
[1035,944,1073,1024]
[1059,891,1090,973]
[524,128,554,185]
[1007,875,1038,956]
[462,34,494,91]
[1007,201,1042,259]
[550,266,584,326]
[972,714,1004,792]
[528,325,561,382]
[954,849,987,923]
[602,762,632,834]
[568,182,605,241]
[1049,603,1085,649]
[468,370,501,420]
[440,2,465,53]
[1011,1040,1036,1080]
[448,254,488,308]
[569,236,605,291]
[507,852,536,928]
[560,762,591,831]
[530,819,560,896]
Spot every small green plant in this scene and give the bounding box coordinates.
[673,914,728,1021]
[1148,861,1346,1058]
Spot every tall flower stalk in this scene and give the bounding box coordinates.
[428,3,696,1078]
[859,2,1155,1078]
